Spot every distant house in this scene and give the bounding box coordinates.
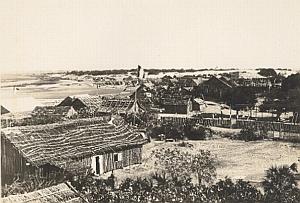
[235,77,271,88]
[1,182,85,203]
[58,95,102,111]
[198,76,235,100]
[97,98,145,115]
[178,77,204,87]
[187,98,206,115]
[1,105,10,115]
[162,98,190,114]
[1,117,147,185]
[58,95,144,115]
[31,106,78,119]
[188,99,236,118]
[221,71,240,80]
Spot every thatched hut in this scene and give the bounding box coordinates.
[31,106,78,119]
[58,95,144,115]
[1,117,147,185]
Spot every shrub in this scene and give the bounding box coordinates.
[262,165,300,203]
[184,125,212,140]
[1,177,59,197]
[147,125,165,139]
[177,141,193,148]
[234,127,263,141]
[152,148,216,185]
[210,177,262,203]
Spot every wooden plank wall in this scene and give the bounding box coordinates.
[1,136,33,185]
[2,137,143,185]
[122,147,142,168]
[102,146,142,173]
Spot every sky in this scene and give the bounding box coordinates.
[1,0,300,73]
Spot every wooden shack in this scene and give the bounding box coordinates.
[1,117,147,185]
[197,76,235,100]
[58,95,144,115]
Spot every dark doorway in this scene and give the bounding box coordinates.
[95,156,100,174]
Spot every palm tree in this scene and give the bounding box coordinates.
[262,164,300,203]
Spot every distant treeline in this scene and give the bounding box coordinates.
[66,69,136,76]
[66,68,237,76]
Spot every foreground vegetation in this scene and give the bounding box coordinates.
[3,147,299,203]
[68,148,299,203]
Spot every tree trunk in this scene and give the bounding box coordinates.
[198,173,201,185]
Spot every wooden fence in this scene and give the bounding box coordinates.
[234,120,300,134]
[158,115,300,134]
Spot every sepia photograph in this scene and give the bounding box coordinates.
[1,0,300,202]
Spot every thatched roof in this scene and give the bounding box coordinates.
[1,105,10,115]
[1,182,86,203]
[58,95,102,110]
[97,98,137,113]
[73,96,102,109]
[31,106,74,117]
[58,95,141,113]
[1,117,146,169]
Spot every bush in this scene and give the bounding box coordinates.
[257,68,277,78]
[147,125,165,139]
[148,123,184,140]
[262,165,300,203]
[183,124,212,140]
[177,141,193,148]
[148,123,212,141]
[234,127,263,141]
[152,148,216,185]
[210,177,262,203]
[1,177,59,197]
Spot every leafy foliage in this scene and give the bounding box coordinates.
[281,73,300,91]
[184,124,212,140]
[211,177,262,203]
[148,122,212,141]
[152,148,216,185]
[177,141,194,148]
[223,87,257,111]
[189,150,217,185]
[234,127,264,141]
[257,68,277,78]
[71,174,263,202]
[1,177,59,197]
[262,165,300,203]
[147,123,184,140]
[261,73,300,122]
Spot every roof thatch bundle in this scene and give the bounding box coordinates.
[1,183,85,203]
[1,117,146,169]
[73,96,102,109]
[31,106,73,117]
[58,95,139,114]
[97,98,135,113]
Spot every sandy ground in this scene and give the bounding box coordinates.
[1,80,125,100]
[102,139,300,185]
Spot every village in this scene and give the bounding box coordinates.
[1,66,300,202]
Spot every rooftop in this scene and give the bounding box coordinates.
[1,117,146,169]
[1,182,85,203]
